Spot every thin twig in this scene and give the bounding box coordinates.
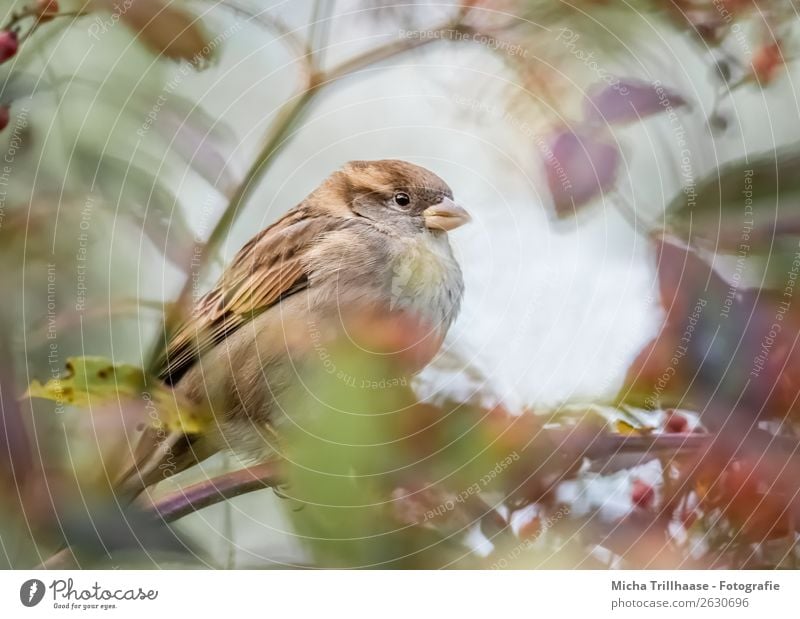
[215,0,309,61]
[308,0,336,71]
[326,23,469,82]
[4,9,91,46]
[307,0,325,58]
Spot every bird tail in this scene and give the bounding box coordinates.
[114,428,216,499]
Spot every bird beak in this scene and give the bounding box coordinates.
[422,197,471,232]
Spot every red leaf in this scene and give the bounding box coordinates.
[34,0,60,22]
[543,127,619,217]
[584,79,687,125]
[620,236,800,424]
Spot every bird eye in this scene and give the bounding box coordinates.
[393,192,411,207]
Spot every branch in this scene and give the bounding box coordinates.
[326,24,471,83]
[3,8,91,46]
[147,461,283,522]
[308,0,337,69]
[37,462,282,570]
[213,0,309,62]
[142,434,733,523]
[584,433,713,458]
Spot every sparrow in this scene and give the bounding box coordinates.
[120,159,470,493]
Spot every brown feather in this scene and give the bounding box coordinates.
[118,208,351,494]
[156,208,349,384]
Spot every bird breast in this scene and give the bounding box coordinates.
[305,227,464,333]
[387,231,464,331]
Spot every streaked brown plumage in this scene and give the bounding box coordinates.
[121,160,470,492]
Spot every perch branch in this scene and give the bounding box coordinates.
[36,431,755,570]
[146,461,283,522]
[148,435,717,523]
[36,462,282,570]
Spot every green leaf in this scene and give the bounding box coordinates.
[666,144,800,251]
[23,356,209,434]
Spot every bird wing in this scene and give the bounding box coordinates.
[157,209,345,384]
[119,209,349,496]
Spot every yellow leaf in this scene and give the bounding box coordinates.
[94,0,215,64]
[23,356,209,434]
[613,419,651,436]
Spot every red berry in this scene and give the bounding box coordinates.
[631,479,655,509]
[0,106,9,132]
[664,410,689,433]
[0,31,18,64]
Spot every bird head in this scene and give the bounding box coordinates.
[322,159,471,233]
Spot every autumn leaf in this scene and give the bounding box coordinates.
[583,78,688,126]
[614,419,649,436]
[543,127,620,218]
[23,356,209,433]
[94,0,214,64]
[618,237,800,425]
